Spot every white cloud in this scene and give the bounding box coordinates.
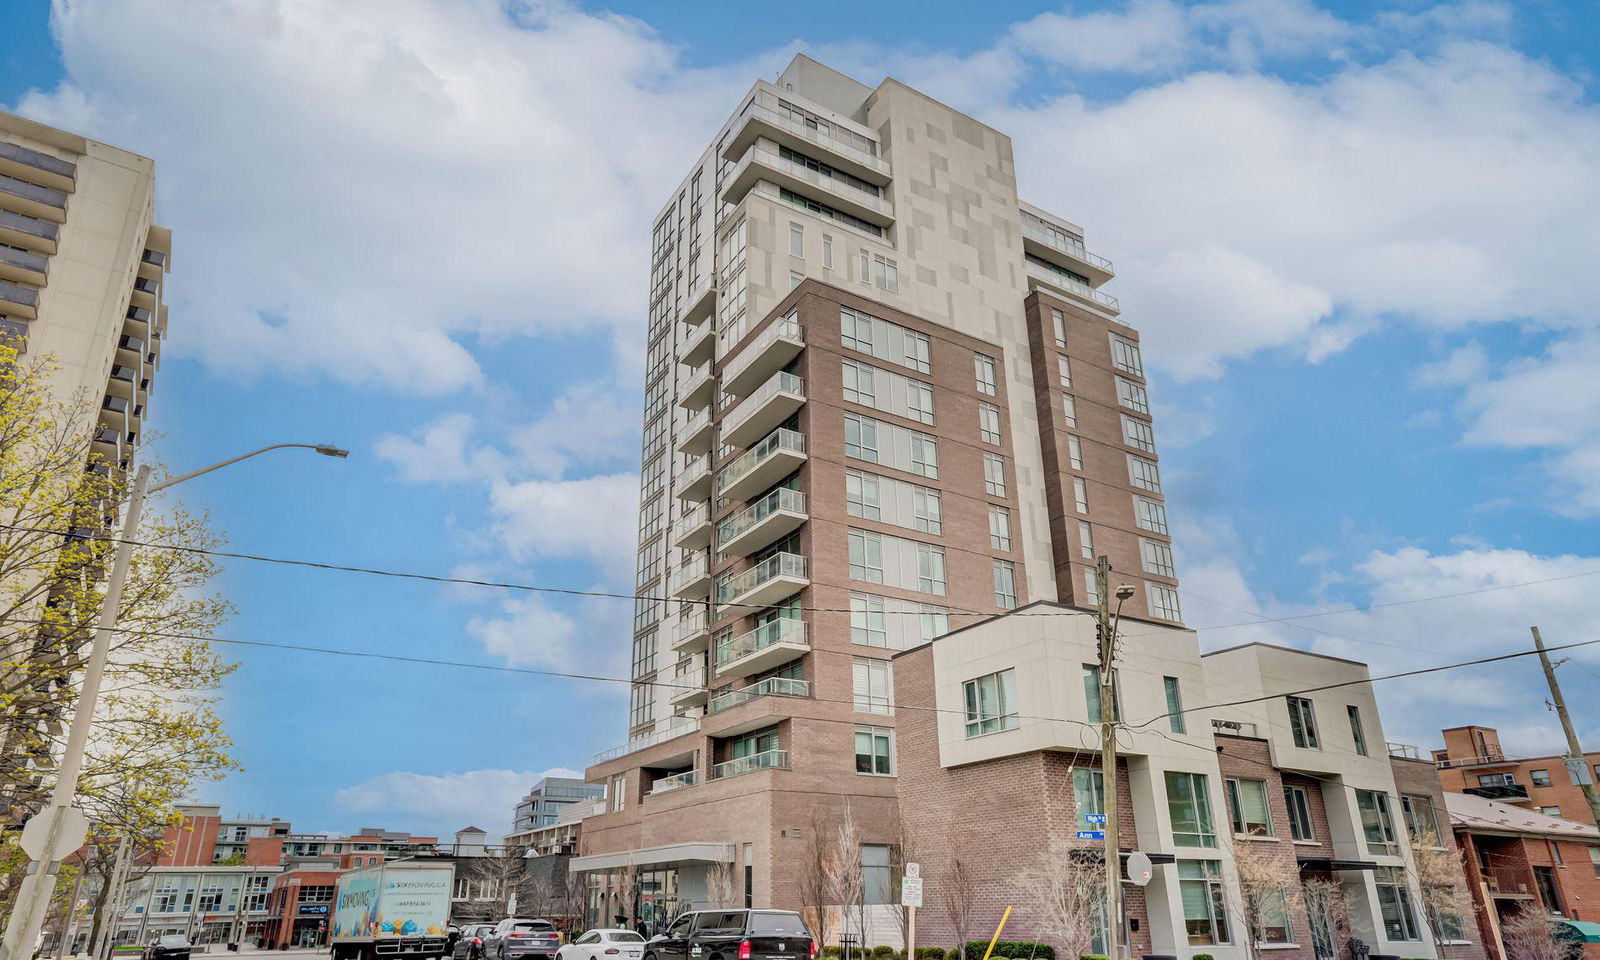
[334,766,580,839]
[1412,341,1488,388]
[374,413,502,485]
[17,0,756,391]
[487,473,640,581]
[507,382,641,479]
[468,591,631,679]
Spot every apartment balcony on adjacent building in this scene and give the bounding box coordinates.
[716,488,807,558]
[709,748,790,781]
[0,243,47,286]
[721,143,894,228]
[716,427,806,502]
[646,769,699,797]
[0,173,67,224]
[721,94,891,185]
[0,278,38,320]
[675,454,714,502]
[677,361,716,412]
[0,141,76,193]
[105,363,140,401]
[1024,255,1121,316]
[1019,207,1115,287]
[673,610,711,653]
[1465,776,1531,803]
[722,314,804,397]
[593,715,699,764]
[116,334,146,366]
[672,501,713,550]
[676,407,716,456]
[681,274,716,327]
[137,248,167,282]
[130,273,159,308]
[91,425,124,467]
[666,658,709,709]
[682,320,716,368]
[707,676,810,716]
[721,371,805,447]
[668,552,713,601]
[0,208,57,254]
[713,615,809,681]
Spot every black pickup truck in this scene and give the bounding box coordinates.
[643,910,813,960]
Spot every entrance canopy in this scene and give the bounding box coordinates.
[1553,920,1600,943]
[570,842,736,872]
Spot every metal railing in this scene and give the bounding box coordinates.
[710,748,789,780]
[708,677,810,714]
[717,488,806,549]
[1025,258,1121,312]
[0,244,48,275]
[715,428,805,495]
[1020,217,1113,272]
[649,770,699,795]
[1388,743,1423,761]
[722,371,804,437]
[744,147,893,216]
[1436,753,1508,769]
[738,99,889,175]
[593,716,698,763]
[1210,718,1260,738]
[714,616,808,668]
[721,314,802,381]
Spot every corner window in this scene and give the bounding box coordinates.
[964,669,1019,737]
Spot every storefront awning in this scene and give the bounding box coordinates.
[1553,920,1600,943]
[570,842,736,872]
[1296,857,1379,871]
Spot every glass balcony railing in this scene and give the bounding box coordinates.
[710,749,789,780]
[714,616,808,668]
[715,428,805,496]
[1020,217,1113,272]
[675,611,709,645]
[1024,257,1120,312]
[707,676,810,714]
[721,371,804,440]
[593,715,698,763]
[721,314,803,384]
[649,770,698,795]
[736,99,889,176]
[716,488,806,549]
[715,553,807,609]
[668,554,709,594]
[667,663,706,700]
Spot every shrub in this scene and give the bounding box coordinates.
[873,947,894,959]
[1193,954,1215,960]
[822,949,841,959]
[962,942,1056,960]
[1080,955,1111,960]
[915,950,945,960]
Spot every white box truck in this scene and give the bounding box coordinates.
[331,861,456,960]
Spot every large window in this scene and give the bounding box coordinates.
[1116,375,1149,414]
[1110,333,1144,376]
[1148,583,1182,621]
[984,453,1007,496]
[989,505,1012,551]
[1166,772,1217,847]
[1376,867,1421,939]
[1288,696,1320,749]
[1357,790,1400,856]
[1068,436,1085,470]
[840,306,930,373]
[850,592,948,651]
[964,669,1019,737]
[992,560,1018,609]
[1140,538,1176,577]
[846,469,941,534]
[845,414,939,478]
[1134,496,1168,535]
[1051,308,1066,348]
[1285,786,1316,841]
[852,658,893,715]
[855,726,894,775]
[1226,778,1274,836]
[1254,890,1293,945]
[1164,676,1186,733]
[862,845,892,904]
[1178,861,1230,945]
[1073,768,1105,833]
[1062,395,1078,427]
[1128,455,1161,492]
[1122,415,1156,452]
[1057,355,1072,388]
[974,354,997,395]
[848,530,884,583]
[1348,705,1369,756]
[979,402,1003,445]
[1079,521,1095,560]
[1073,478,1089,514]
[843,358,934,425]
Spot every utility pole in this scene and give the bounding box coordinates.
[1095,556,1120,960]
[1531,627,1600,827]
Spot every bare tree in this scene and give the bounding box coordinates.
[1227,839,1304,960]
[887,817,913,953]
[706,862,737,910]
[824,807,866,950]
[1502,912,1566,960]
[939,850,978,958]
[1409,838,1472,958]
[557,868,588,932]
[800,812,838,950]
[1023,842,1106,960]
[1302,878,1351,960]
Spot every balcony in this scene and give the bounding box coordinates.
[722,99,891,184]
[593,715,699,764]
[708,676,809,715]
[682,275,716,327]
[716,427,807,502]
[673,611,710,653]
[0,209,57,254]
[1020,216,1115,287]
[668,553,712,601]
[682,322,715,368]
[672,502,713,550]
[0,174,67,223]
[717,488,807,558]
[666,662,709,708]
[1465,782,1531,803]
[1025,256,1121,316]
[676,408,716,456]
[710,748,790,781]
[0,142,75,193]
[647,770,699,796]
[0,244,47,285]
[675,455,713,502]
[722,146,894,228]
[138,248,168,283]
[714,616,809,678]
[722,316,804,397]
[677,363,716,412]
[721,371,805,447]
[0,279,38,320]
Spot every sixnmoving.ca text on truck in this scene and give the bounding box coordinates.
[331,862,456,960]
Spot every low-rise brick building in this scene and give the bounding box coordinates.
[1434,726,1600,827]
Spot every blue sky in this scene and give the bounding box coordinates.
[4,0,1600,837]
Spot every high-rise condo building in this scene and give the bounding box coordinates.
[576,55,1179,923]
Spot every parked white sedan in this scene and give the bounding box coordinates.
[556,930,647,960]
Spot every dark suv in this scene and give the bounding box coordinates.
[645,910,813,960]
[486,919,562,960]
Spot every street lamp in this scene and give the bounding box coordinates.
[1,443,347,960]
